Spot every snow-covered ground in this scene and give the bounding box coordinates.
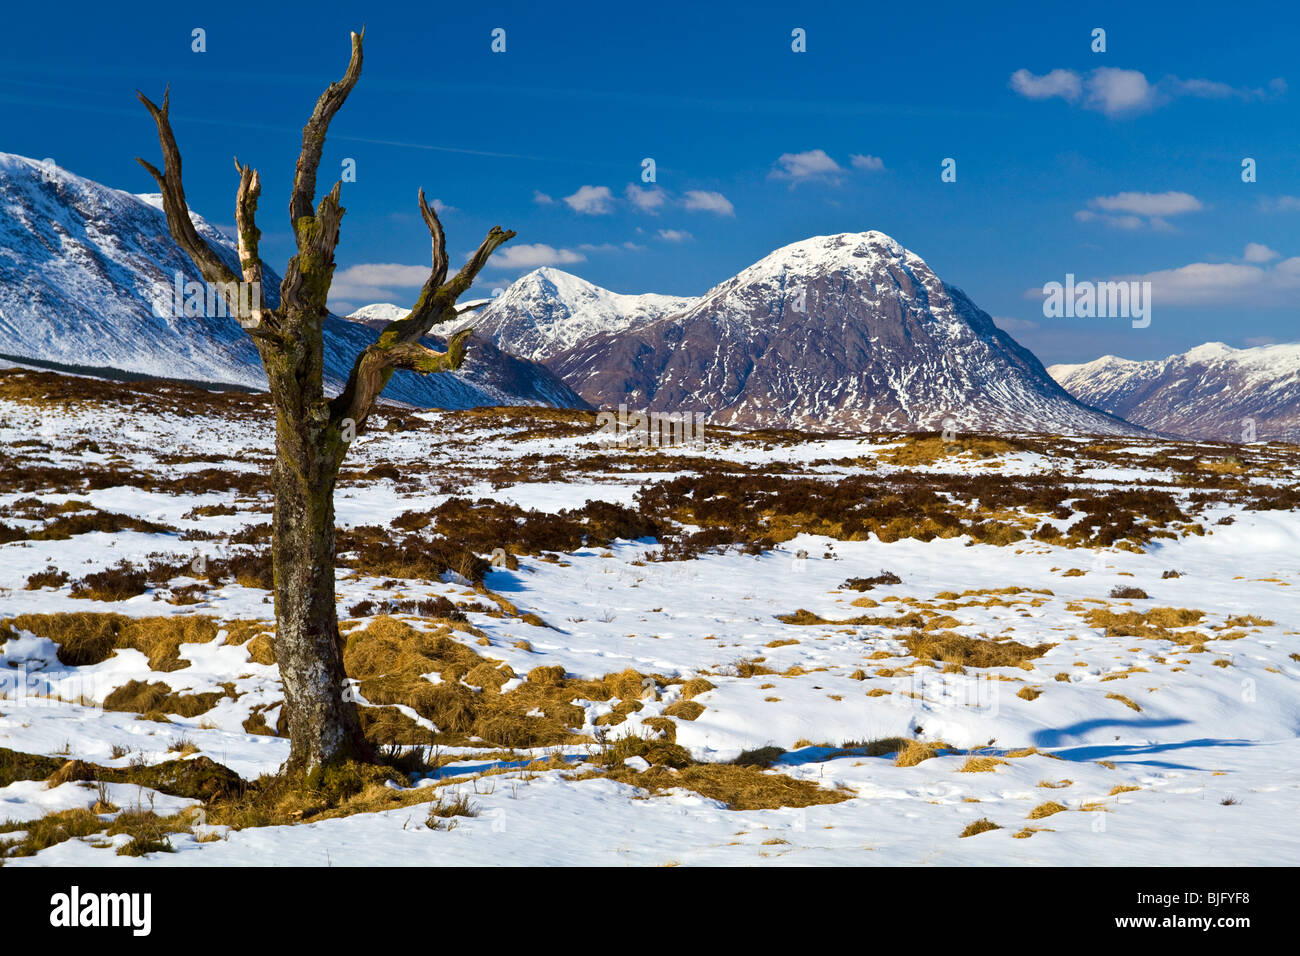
[1,373,1297,865]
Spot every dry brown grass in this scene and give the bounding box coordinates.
[1012,827,1052,839]
[102,680,226,718]
[1027,801,1068,819]
[1106,692,1142,711]
[902,630,1053,669]
[960,817,1001,837]
[2,613,224,670]
[894,739,951,767]
[341,616,683,750]
[1081,606,1207,643]
[591,762,853,811]
[959,755,1008,773]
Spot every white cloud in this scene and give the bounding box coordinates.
[1009,68,1082,101]
[682,189,735,216]
[1074,210,1144,230]
[1009,67,1286,117]
[490,243,586,269]
[532,190,556,205]
[1091,191,1203,217]
[329,262,431,305]
[625,184,667,212]
[1086,68,1158,115]
[1243,242,1280,263]
[429,198,454,214]
[1076,191,1202,230]
[771,149,843,182]
[657,229,693,243]
[563,185,614,215]
[850,153,885,172]
[1120,255,1300,307]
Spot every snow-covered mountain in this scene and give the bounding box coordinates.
[447,267,695,363]
[1050,342,1300,442]
[544,232,1142,435]
[0,153,586,410]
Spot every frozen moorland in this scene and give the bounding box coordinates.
[1,366,1297,866]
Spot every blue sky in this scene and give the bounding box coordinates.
[2,0,1297,364]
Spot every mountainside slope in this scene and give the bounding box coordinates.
[0,153,585,410]
[1050,342,1300,442]
[546,232,1142,435]
[448,267,695,363]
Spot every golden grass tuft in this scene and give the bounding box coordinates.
[340,616,680,750]
[1012,827,1052,839]
[1027,801,1068,819]
[662,700,706,721]
[902,630,1053,668]
[102,680,225,718]
[1105,692,1141,712]
[1081,606,1206,642]
[894,739,950,767]
[593,762,853,811]
[2,612,225,670]
[960,817,1001,837]
[959,755,1008,773]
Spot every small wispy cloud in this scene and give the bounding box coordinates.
[770,149,843,183]
[850,153,885,172]
[1026,254,1300,308]
[1010,67,1286,117]
[532,190,556,205]
[563,185,614,215]
[329,263,430,304]
[490,243,587,269]
[625,184,667,212]
[1243,242,1280,263]
[1075,191,1203,230]
[657,228,693,243]
[681,189,735,216]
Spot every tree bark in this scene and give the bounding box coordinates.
[136,29,513,779]
[264,349,368,773]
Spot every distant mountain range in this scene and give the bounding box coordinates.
[0,152,583,411]
[446,267,694,364]
[5,151,1296,440]
[1049,343,1300,442]
[456,234,1141,435]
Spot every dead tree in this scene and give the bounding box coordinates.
[136,29,514,776]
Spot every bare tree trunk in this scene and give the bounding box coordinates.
[136,30,514,778]
[266,355,367,772]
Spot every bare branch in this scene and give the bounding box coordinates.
[289,29,363,236]
[377,223,515,348]
[233,158,271,331]
[330,328,472,436]
[280,181,346,315]
[136,88,240,291]
[419,188,449,290]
